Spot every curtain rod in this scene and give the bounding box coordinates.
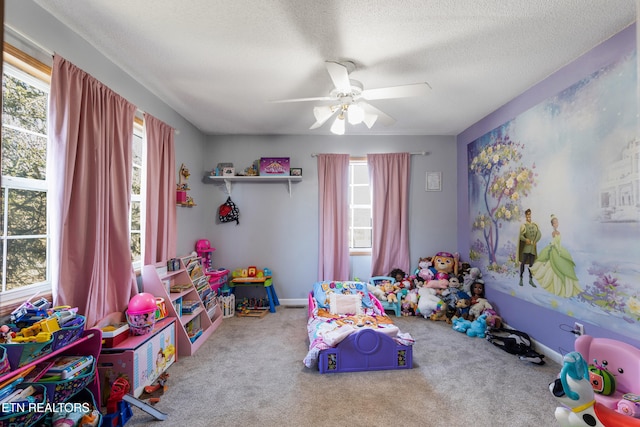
[311,151,429,157]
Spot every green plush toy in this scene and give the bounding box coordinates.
[588,363,616,396]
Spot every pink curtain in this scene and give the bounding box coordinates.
[143,113,176,264]
[367,153,411,276]
[317,154,350,280]
[48,54,138,328]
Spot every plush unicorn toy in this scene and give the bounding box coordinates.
[550,351,640,427]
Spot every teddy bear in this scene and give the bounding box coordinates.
[367,283,386,301]
[469,297,493,320]
[417,287,445,318]
[432,251,459,280]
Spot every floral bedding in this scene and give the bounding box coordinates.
[303,288,414,369]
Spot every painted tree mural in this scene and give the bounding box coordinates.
[468,135,537,270]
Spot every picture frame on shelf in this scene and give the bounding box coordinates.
[290,168,302,177]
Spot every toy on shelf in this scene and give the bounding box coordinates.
[195,239,229,292]
[176,163,196,207]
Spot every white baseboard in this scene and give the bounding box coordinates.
[279,298,308,307]
[531,337,563,365]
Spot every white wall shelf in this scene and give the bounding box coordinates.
[203,175,302,196]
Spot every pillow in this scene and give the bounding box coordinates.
[313,281,373,309]
[329,293,363,315]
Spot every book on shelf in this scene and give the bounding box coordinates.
[170,283,192,293]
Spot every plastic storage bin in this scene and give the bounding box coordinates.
[2,337,54,370]
[51,315,86,351]
[25,361,96,404]
[0,383,47,427]
[0,347,10,375]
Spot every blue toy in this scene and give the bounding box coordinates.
[452,317,472,333]
[466,313,487,338]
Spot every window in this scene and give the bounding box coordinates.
[130,118,144,270]
[348,158,372,253]
[1,49,51,298]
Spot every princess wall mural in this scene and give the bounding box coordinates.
[467,46,639,341]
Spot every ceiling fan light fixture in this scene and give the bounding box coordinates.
[347,103,364,125]
[330,113,346,135]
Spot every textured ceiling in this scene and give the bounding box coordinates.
[32,0,636,136]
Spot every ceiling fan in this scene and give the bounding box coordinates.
[271,61,432,134]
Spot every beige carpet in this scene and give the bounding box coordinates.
[123,307,562,427]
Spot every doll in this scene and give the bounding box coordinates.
[388,268,412,290]
[469,281,485,306]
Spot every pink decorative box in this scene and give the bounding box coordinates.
[259,157,290,176]
[176,190,187,203]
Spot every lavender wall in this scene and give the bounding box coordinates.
[456,24,639,354]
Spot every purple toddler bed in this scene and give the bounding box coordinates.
[304,281,414,374]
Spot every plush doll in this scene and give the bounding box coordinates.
[462,267,483,295]
[453,297,471,320]
[466,314,488,338]
[387,268,412,291]
[415,257,434,282]
[401,287,419,316]
[381,280,400,303]
[483,308,503,329]
[417,287,445,318]
[469,297,493,320]
[425,279,449,290]
[367,283,386,301]
[431,251,459,280]
[469,281,486,306]
[452,316,472,333]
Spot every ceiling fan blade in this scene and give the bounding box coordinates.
[361,82,431,100]
[309,106,339,129]
[269,96,333,103]
[359,102,396,127]
[325,61,352,94]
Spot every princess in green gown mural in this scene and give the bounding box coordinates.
[530,215,582,298]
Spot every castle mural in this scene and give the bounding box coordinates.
[467,47,639,341]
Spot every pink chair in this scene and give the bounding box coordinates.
[575,335,640,414]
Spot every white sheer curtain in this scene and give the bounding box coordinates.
[367,152,411,276]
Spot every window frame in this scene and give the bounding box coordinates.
[1,51,52,301]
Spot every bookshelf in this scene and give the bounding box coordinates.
[142,256,222,357]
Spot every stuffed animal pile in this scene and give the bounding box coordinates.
[405,253,504,337]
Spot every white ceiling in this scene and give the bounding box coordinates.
[33,0,636,136]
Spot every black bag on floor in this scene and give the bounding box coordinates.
[486,327,545,365]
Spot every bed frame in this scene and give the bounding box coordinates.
[307,292,413,374]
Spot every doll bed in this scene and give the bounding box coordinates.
[304,281,414,374]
